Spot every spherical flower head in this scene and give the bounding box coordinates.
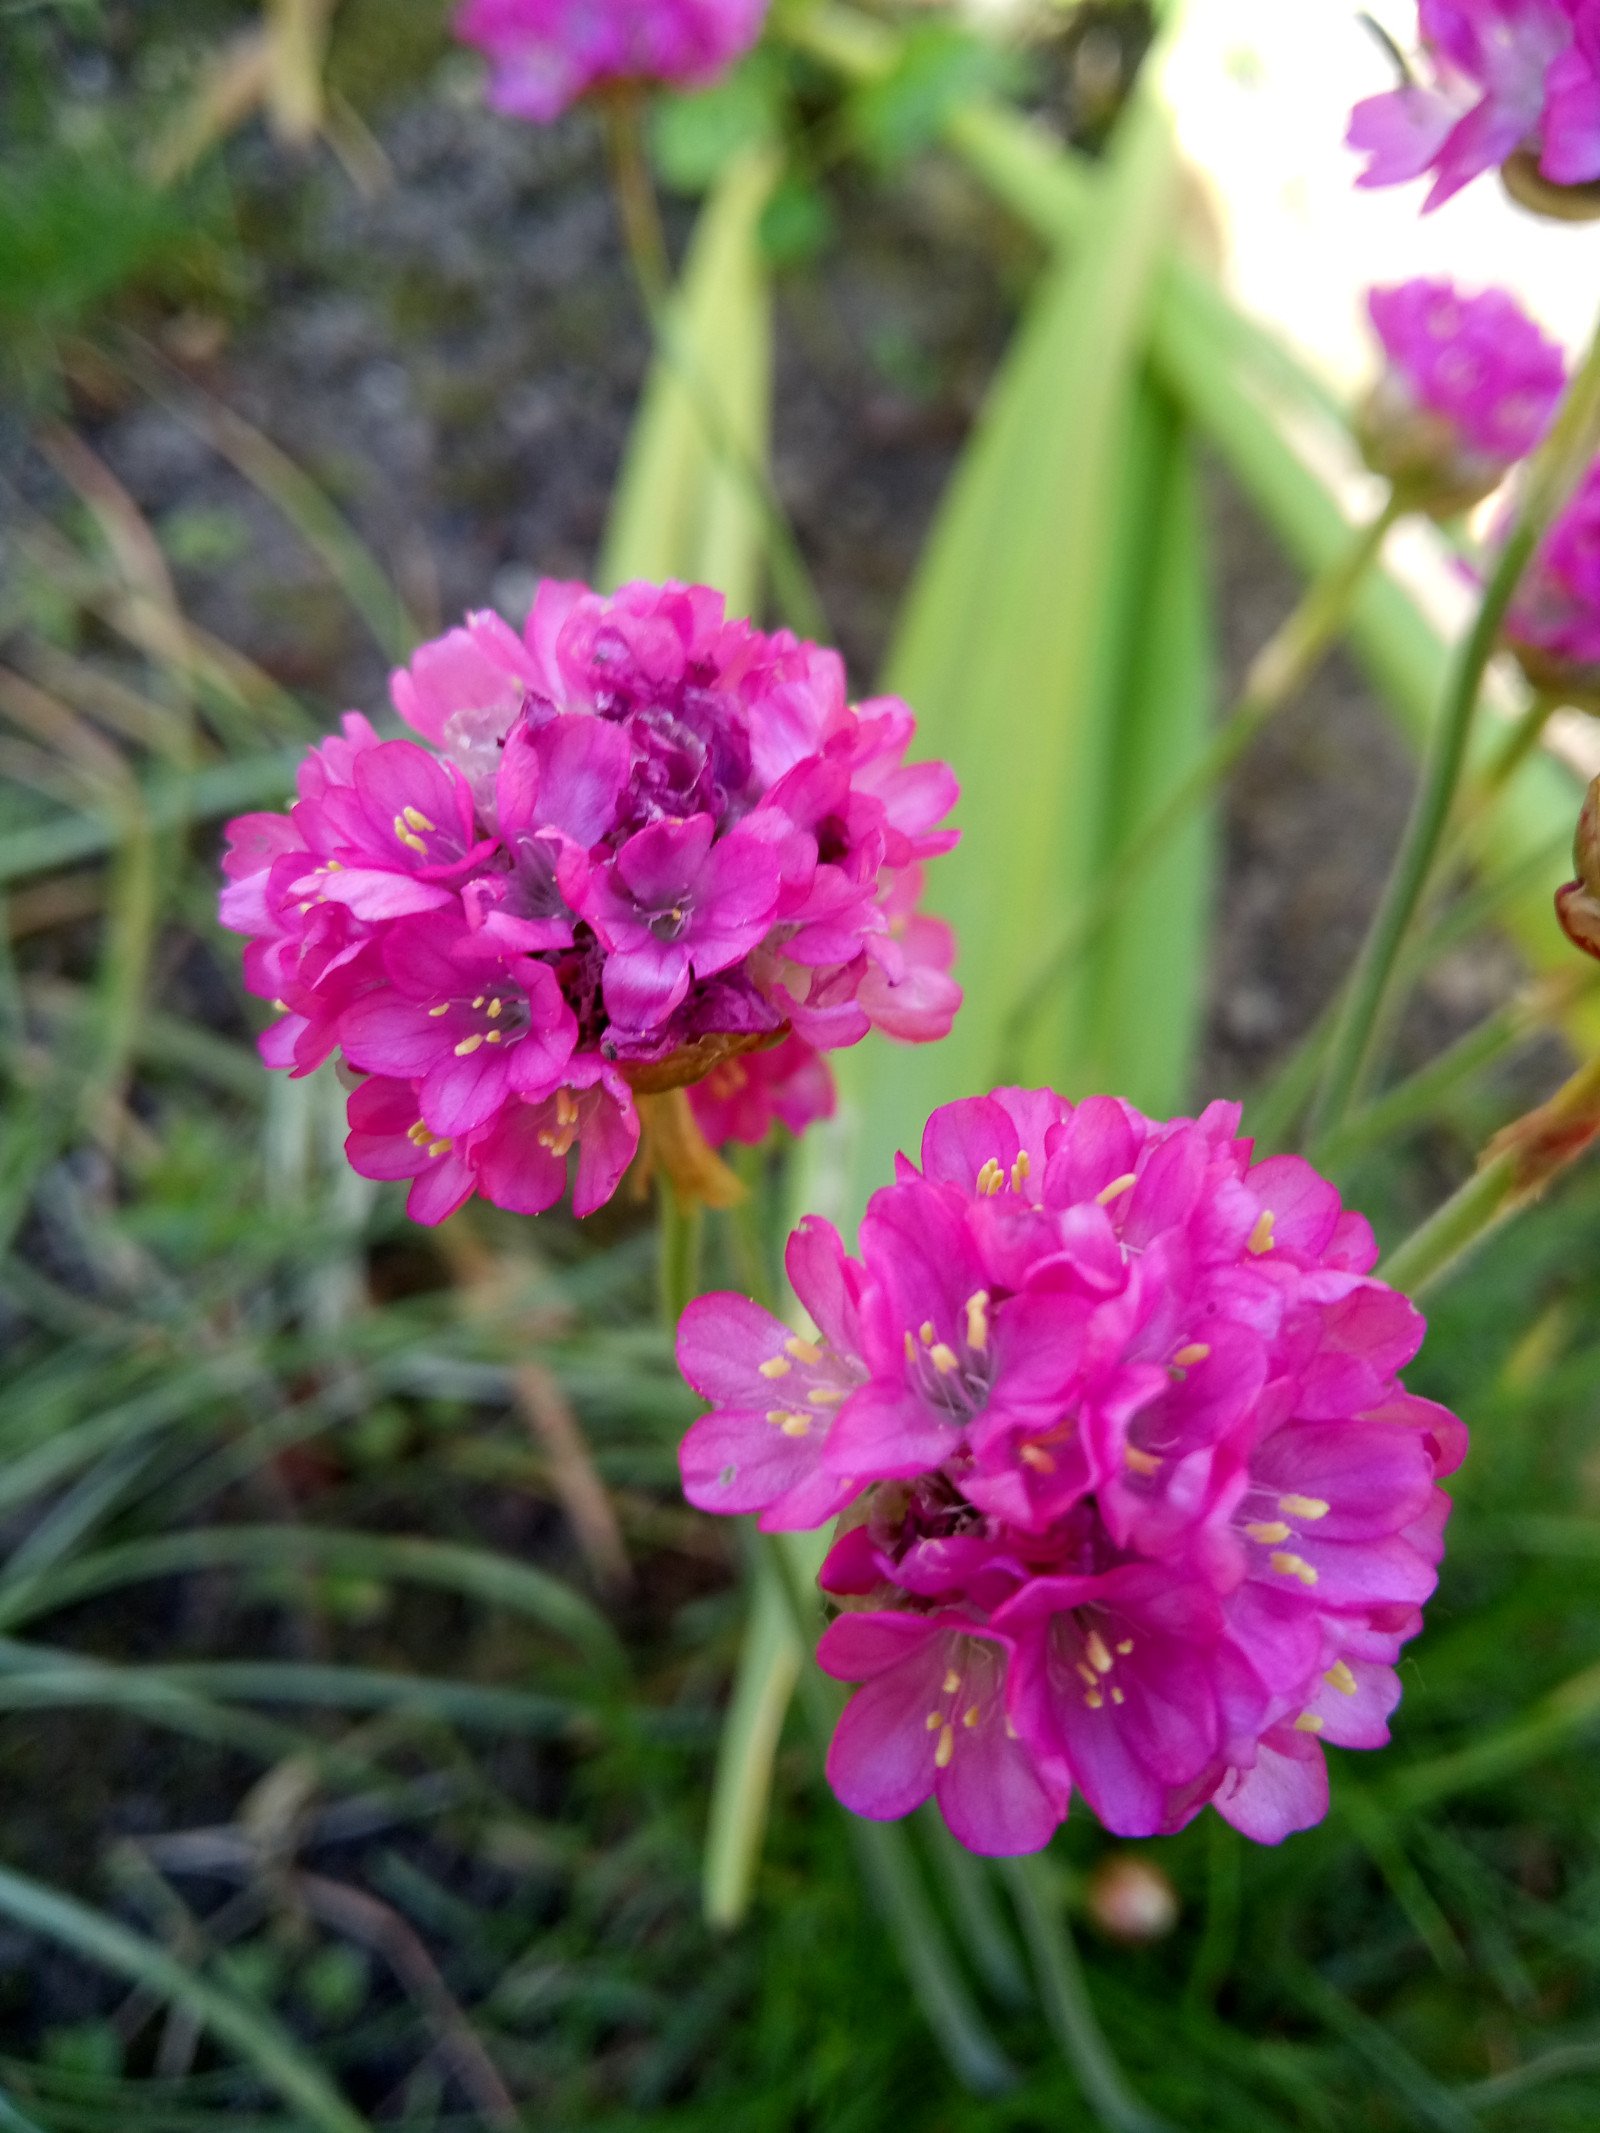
[1360,279,1566,513]
[676,1089,1466,1855]
[218,579,960,1227]
[1505,455,1600,700]
[454,0,769,123]
[1348,0,1600,217]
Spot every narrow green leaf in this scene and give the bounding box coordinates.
[702,1544,801,1928]
[599,146,777,613]
[0,1864,370,2133]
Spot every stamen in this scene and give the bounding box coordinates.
[785,1336,821,1364]
[1245,1520,1292,1546]
[964,1290,991,1353]
[1269,1551,1319,1586]
[1096,1171,1138,1207]
[809,1386,848,1406]
[427,1002,450,1017]
[925,1711,942,1732]
[484,1029,503,1043]
[406,1119,431,1145]
[903,1331,918,1366]
[1115,1639,1134,1656]
[1010,1150,1031,1191]
[758,1357,791,1379]
[1279,1494,1330,1521]
[401,806,436,833]
[1246,1210,1276,1254]
[975,1158,1005,1197]
[1076,1662,1099,1687]
[779,1415,811,1438]
[1111,1687,1125,1705]
[392,813,427,855]
[1124,1446,1162,1476]
[1083,1688,1104,1710]
[942,1669,961,1695]
[425,1137,452,1158]
[486,997,504,1019]
[1084,1630,1114,1675]
[927,1342,960,1375]
[1293,1712,1325,1733]
[454,1033,484,1056]
[919,1322,936,1346]
[1019,1444,1056,1473]
[556,1088,579,1128]
[934,1723,956,1769]
[472,996,486,1009]
[1324,1661,1359,1696]
[1173,1342,1212,1368]
[962,1705,980,1729]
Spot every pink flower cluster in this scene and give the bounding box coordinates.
[1363,279,1566,500]
[455,0,768,123]
[677,1090,1465,1855]
[219,580,959,1225]
[1349,0,1600,211]
[1506,456,1600,684]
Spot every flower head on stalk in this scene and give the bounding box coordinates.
[1359,279,1566,514]
[220,580,959,1224]
[676,1089,1465,1855]
[454,0,769,122]
[1348,0,1600,217]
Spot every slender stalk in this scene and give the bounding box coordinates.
[1309,316,1600,1139]
[1476,690,1560,803]
[1379,1049,1600,1295]
[1000,494,1403,1066]
[657,1173,704,1330]
[1002,1855,1175,2133]
[599,87,671,312]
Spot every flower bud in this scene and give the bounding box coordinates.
[1085,1854,1180,1944]
[1506,462,1600,711]
[1556,774,1600,961]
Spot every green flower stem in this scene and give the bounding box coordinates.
[1001,1855,1175,2133]
[657,1175,704,1330]
[599,86,671,312]
[1000,493,1404,1068]
[1379,1049,1600,1295]
[1477,691,1562,802]
[1309,317,1600,1141]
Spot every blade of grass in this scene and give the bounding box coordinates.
[832,79,1178,1212]
[702,1540,801,1929]
[0,1864,370,2133]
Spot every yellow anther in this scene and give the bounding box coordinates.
[904,1331,918,1365]
[809,1386,848,1406]
[486,997,504,1018]
[1124,1446,1162,1477]
[1084,1630,1114,1675]
[942,1669,962,1696]
[962,1705,980,1730]
[1076,1662,1099,1688]
[454,1033,484,1056]
[271,998,290,1012]
[928,1342,960,1375]
[1115,1639,1135,1656]
[1279,1494,1330,1521]
[758,1356,791,1379]
[392,814,428,855]
[1269,1551,1319,1587]
[556,1088,579,1127]
[1096,1171,1138,1207]
[1173,1342,1212,1369]
[975,1157,1004,1196]
[1247,1210,1276,1254]
[402,806,436,834]
[1011,1150,1031,1191]
[485,1030,503,1043]
[964,1290,991,1353]
[785,1336,821,1364]
[406,1119,431,1145]
[1293,1712,1325,1733]
[919,1322,936,1346]
[1020,1444,1057,1474]
[925,1711,942,1732]
[1111,1687,1125,1705]
[425,1137,452,1159]
[1324,1661,1359,1697]
[472,996,486,1009]
[1083,1689,1105,1711]
[934,1723,956,1769]
[427,1002,450,1017]
[779,1414,811,1438]
[1245,1521,1292,1546]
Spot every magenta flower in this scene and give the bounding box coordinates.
[219,579,959,1224]
[1349,0,1600,212]
[455,0,768,124]
[1506,455,1600,692]
[675,1089,1466,1855]
[1361,279,1566,510]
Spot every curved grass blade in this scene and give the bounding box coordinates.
[0,1864,370,2133]
[701,1540,801,1928]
